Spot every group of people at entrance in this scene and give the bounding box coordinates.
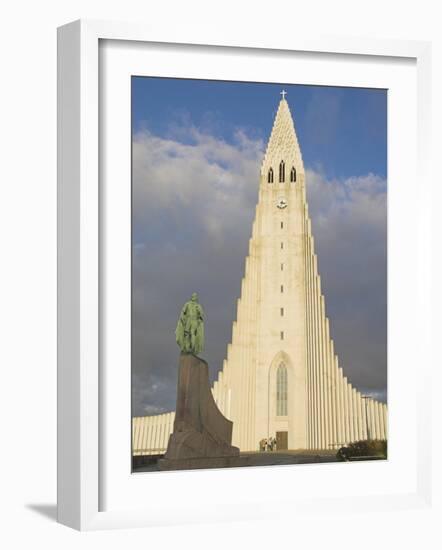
[259,437,277,452]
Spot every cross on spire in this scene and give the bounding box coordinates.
[280,89,287,100]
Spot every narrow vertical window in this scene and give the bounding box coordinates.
[280,331,284,340]
[280,307,284,316]
[290,166,296,182]
[281,285,284,293]
[280,221,284,229]
[279,160,285,183]
[277,363,288,416]
[281,242,283,249]
[281,263,284,271]
[268,167,274,183]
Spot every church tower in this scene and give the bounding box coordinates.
[211,92,388,451]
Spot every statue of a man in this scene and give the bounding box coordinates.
[175,293,205,355]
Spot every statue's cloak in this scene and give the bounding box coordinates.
[175,300,204,354]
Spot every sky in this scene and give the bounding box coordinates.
[131,77,387,417]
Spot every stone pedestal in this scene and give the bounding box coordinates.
[159,354,239,470]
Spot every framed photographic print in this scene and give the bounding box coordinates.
[57,20,432,530]
[130,77,388,473]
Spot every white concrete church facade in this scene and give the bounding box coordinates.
[133,94,388,456]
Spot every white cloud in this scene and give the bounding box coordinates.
[132,127,263,243]
[307,169,386,230]
[363,389,388,402]
[143,404,168,415]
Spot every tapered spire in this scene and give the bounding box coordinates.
[261,95,304,180]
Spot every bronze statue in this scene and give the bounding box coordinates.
[175,293,204,354]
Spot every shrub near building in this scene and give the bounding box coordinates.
[337,440,387,461]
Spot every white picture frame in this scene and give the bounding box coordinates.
[57,19,432,531]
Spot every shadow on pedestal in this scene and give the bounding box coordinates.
[159,353,239,471]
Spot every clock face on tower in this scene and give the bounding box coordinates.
[276,197,288,209]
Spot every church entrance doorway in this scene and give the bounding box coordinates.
[276,431,288,450]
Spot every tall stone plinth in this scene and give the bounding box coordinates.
[159,354,239,470]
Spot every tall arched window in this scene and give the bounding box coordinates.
[279,160,285,183]
[267,168,274,183]
[276,363,288,416]
[290,166,296,182]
